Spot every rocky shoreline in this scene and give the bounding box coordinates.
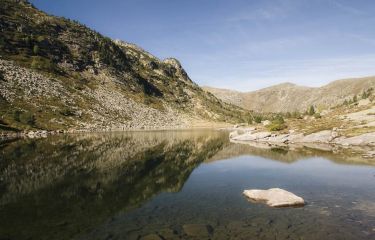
[228,128,375,159]
[230,128,375,146]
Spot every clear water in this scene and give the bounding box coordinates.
[0,130,374,240]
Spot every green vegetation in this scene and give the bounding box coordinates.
[267,115,287,131]
[308,105,315,116]
[361,88,373,99]
[253,115,263,123]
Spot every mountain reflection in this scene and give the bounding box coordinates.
[0,130,227,240]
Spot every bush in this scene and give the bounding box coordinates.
[308,105,315,116]
[267,115,287,131]
[353,95,358,102]
[272,115,285,124]
[14,110,36,126]
[31,56,54,71]
[267,122,287,131]
[33,44,39,55]
[0,70,5,81]
[314,113,321,119]
[254,115,263,123]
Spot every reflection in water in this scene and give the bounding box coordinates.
[207,141,375,166]
[0,130,227,240]
[0,130,374,240]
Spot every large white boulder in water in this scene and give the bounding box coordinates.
[243,188,305,207]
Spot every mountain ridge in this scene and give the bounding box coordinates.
[204,76,375,112]
[0,0,250,133]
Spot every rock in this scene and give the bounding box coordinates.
[301,130,334,143]
[229,130,240,139]
[358,99,371,106]
[243,188,305,207]
[362,151,375,158]
[262,134,289,143]
[262,120,271,126]
[232,131,272,141]
[183,224,213,237]
[140,234,163,240]
[334,132,375,146]
[287,133,304,143]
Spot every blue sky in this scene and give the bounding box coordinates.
[30,0,375,91]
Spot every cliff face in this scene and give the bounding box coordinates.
[0,0,249,132]
[204,77,375,113]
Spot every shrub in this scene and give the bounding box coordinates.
[314,113,321,119]
[272,115,285,124]
[0,70,4,81]
[353,95,358,102]
[267,115,287,131]
[254,115,263,123]
[31,57,54,71]
[308,105,315,116]
[33,44,39,55]
[14,111,36,126]
[267,122,287,131]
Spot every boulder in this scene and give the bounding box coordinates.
[243,188,305,207]
[262,120,271,126]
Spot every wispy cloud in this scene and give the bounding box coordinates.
[331,0,364,15]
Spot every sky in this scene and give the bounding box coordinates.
[30,0,375,91]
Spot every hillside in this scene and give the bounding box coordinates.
[204,77,375,113]
[0,0,250,133]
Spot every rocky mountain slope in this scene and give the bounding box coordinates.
[204,77,375,113]
[0,0,250,133]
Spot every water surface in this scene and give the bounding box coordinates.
[0,130,374,240]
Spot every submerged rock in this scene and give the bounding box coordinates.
[183,224,213,237]
[140,234,163,240]
[243,188,305,207]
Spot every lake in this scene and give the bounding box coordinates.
[0,130,374,240]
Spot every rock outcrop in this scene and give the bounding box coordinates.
[243,188,305,207]
[231,130,375,147]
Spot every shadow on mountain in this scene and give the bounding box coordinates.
[0,130,227,240]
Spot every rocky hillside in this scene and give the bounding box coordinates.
[204,77,375,113]
[0,0,250,133]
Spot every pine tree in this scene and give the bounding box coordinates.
[308,105,315,116]
[33,45,39,55]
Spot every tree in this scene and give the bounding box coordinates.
[308,105,315,116]
[33,45,39,55]
[353,95,358,102]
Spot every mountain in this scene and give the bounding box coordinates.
[0,0,250,132]
[204,77,375,113]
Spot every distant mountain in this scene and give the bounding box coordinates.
[204,77,375,113]
[0,0,249,132]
